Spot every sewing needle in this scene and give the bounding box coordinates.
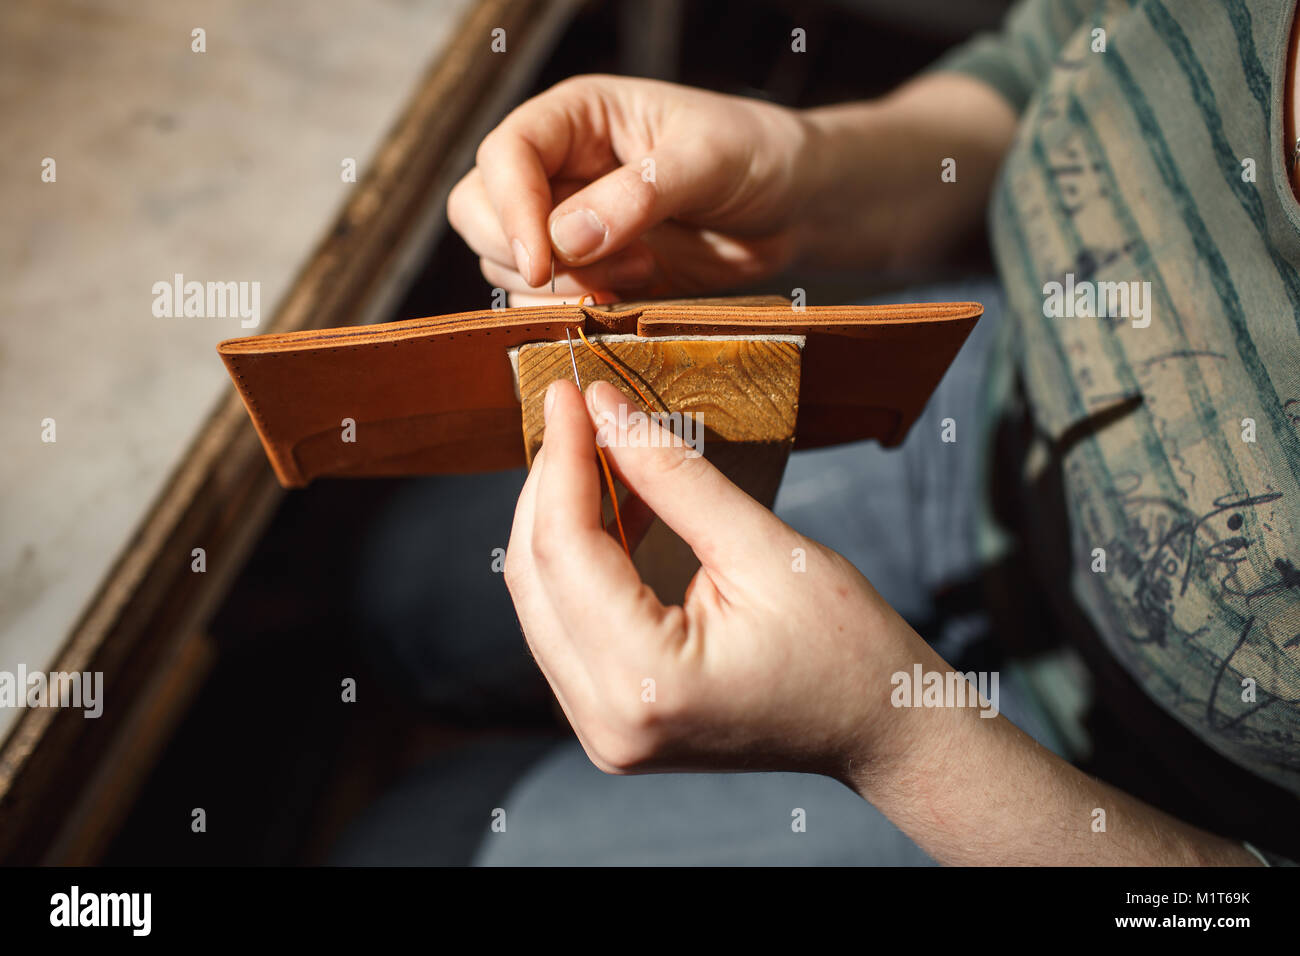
[565,327,582,390]
[566,324,628,555]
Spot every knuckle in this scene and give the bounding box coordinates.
[646,443,699,480]
[572,675,677,775]
[580,739,632,777]
[529,517,564,568]
[588,724,657,774]
[610,688,654,733]
[599,682,680,763]
[618,172,658,220]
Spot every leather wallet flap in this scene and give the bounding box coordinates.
[218,300,980,487]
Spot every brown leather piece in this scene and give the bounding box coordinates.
[217,299,981,488]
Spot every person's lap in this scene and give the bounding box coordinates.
[472,741,931,865]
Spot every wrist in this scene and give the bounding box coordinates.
[788,100,899,270]
[831,607,963,794]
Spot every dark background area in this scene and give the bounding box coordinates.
[106,0,1009,865]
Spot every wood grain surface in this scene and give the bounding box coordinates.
[515,334,804,463]
[513,334,804,602]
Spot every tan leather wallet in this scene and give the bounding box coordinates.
[218,297,981,488]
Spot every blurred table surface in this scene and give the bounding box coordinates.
[0,0,573,861]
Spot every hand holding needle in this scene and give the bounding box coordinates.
[562,326,630,557]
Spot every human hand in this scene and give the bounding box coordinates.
[447,74,818,304]
[503,377,931,779]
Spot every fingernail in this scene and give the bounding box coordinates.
[608,254,654,286]
[511,238,532,285]
[550,209,606,260]
[544,380,558,422]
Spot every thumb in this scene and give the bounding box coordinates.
[549,145,713,267]
[585,381,795,587]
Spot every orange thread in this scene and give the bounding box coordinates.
[594,441,630,557]
[572,325,669,558]
[575,326,657,412]
[566,324,632,558]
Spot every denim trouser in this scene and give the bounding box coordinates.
[331,280,1059,866]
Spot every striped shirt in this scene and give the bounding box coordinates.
[940,0,1300,853]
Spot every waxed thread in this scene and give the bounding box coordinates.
[564,326,631,558]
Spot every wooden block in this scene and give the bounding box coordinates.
[511,334,804,603]
[513,334,804,463]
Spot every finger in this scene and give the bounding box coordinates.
[504,445,600,718]
[532,380,619,559]
[481,246,656,296]
[505,445,545,588]
[475,86,614,288]
[505,446,558,659]
[532,380,674,642]
[585,380,796,593]
[547,143,714,267]
[447,168,515,266]
[451,170,598,274]
[475,120,559,287]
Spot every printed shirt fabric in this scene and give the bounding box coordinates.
[939,0,1300,806]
